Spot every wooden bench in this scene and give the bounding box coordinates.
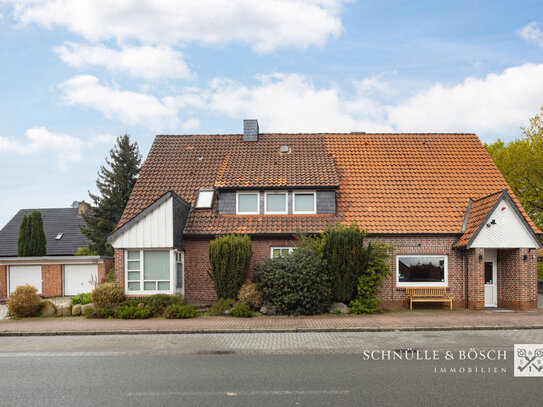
[405,287,452,310]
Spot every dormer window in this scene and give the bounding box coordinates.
[293,192,316,214]
[236,192,259,214]
[195,189,214,208]
[264,192,287,214]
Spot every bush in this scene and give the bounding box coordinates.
[538,262,543,280]
[8,285,43,317]
[84,307,116,319]
[209,298,236,316]
[238,281,263,311]
[231,302,252,318]
[164,304,196,319]
[318,223,370,303]
[115,303,152,319]
[142,294,185,317]
[91,282,125,309]
[70,292,92,306]
[349,243,392,314]
[208,234,252,299]
[255,245,332,315]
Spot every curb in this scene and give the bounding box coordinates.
[1,325,543,336]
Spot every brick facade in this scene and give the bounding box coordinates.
[498,248,537,310]
[0,265,6,298]
[98,258,115,284]
[114,249,125,288]
[42,264,63,297]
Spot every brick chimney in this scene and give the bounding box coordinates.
[78,201,90,215]
[243,119,259,142]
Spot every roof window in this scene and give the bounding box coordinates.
[195,190,214,208]
[55,233,64,240]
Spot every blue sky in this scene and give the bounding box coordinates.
[0,0,543,229]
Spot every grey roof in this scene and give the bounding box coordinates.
[0,208,88,257]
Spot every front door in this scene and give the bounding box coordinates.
[484,259,497,307]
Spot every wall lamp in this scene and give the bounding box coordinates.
[478,254,483,262]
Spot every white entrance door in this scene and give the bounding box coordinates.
[64,264,98,295]
[484,249,497,307]
[8,265,42,294]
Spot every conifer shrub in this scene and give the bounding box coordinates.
[208,234,252,299]
[142,294,185,316]
[84,307,116,319]
[8,285,43,317]
[209,298,236,316]
[238,281,263,311]
[91,282,125,309]
[231,302,252,318]
[164,304,196,319]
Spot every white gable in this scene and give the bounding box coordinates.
[110,197,173,249]
[470,198,539,249]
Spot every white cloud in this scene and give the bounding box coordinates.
[519,22,543,48]
[0,127,86,169]
[6,0,345,51]
[54,43,191,80]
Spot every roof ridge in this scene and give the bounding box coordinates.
[155,132,478,137]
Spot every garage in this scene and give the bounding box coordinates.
[64,264,98,296]
[9,265,42,294]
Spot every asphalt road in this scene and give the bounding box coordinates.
[0,330,542,406]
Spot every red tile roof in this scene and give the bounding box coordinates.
[117,132,541,236]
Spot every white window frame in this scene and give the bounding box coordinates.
[236,191,260,215]
[396,254,448,287]
[270,247,294,258]
[264,191,288,214]
[195,189,215,208]
[293,191,317,214]
[125,249,175,295]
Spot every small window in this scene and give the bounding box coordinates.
[196,189,214,208]
[271,247,294,258]
[265,192,287,214]
[237,192,259,214]
[55,233,64,240]
[293,192,316,214]
[396,255,448,287]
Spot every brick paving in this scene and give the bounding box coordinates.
[0,307,543,334]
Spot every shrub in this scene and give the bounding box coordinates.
[238,281,263,311]
[208,234,252,299]
[8,285,43,317]
[538,262,543,280]
[70,292,92,306]
[255,245,332,315]
[115,304,152,319]
[318,223,370,303]
[209,298,236,316]
[349,243,392,314]
[164,304,196,319]
[231,302,252,318]
[142,294,185,317]
[18,211,46,257]
[91,282,125,308]
[84,307,116,319]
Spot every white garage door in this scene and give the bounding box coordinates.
[9,265,42,294]
[64,264,98,296]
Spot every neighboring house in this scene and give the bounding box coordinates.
[0,203,113,297]
[108,120,542,310]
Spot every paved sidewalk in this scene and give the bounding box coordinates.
[1,308,543,335]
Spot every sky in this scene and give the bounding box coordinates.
[0,0,543,229]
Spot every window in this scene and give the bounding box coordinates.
[271,247,294,258]
[265,192,287,214]
[195,189,214,208]
[176,251,184,288]
[126,250,171,292]
[396,255,448,287]
[236,192,259,214]
[55,233,64,240]
[293,192,316,214]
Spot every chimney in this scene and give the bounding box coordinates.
[78,201,90,215]
[243,119,259,142]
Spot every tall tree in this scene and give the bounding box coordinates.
[81,134,142,256]
[18,211,46,256]
[485,108,543,230]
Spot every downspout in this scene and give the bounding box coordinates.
[464,251,469,309]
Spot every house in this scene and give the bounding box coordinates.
[107,120,542,310]
[0,202,113,297]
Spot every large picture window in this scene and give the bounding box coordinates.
[126,250,172,293]
[396,255,448,287]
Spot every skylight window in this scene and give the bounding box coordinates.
[55,233,64,240]
[195,190,214,208]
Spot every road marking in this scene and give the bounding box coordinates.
[127,390,350,397]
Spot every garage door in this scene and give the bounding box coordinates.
[9,265,42,294]
[64,264,98,296]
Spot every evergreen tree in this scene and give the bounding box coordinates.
[81,135,142,256]
[18,211,46,256]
